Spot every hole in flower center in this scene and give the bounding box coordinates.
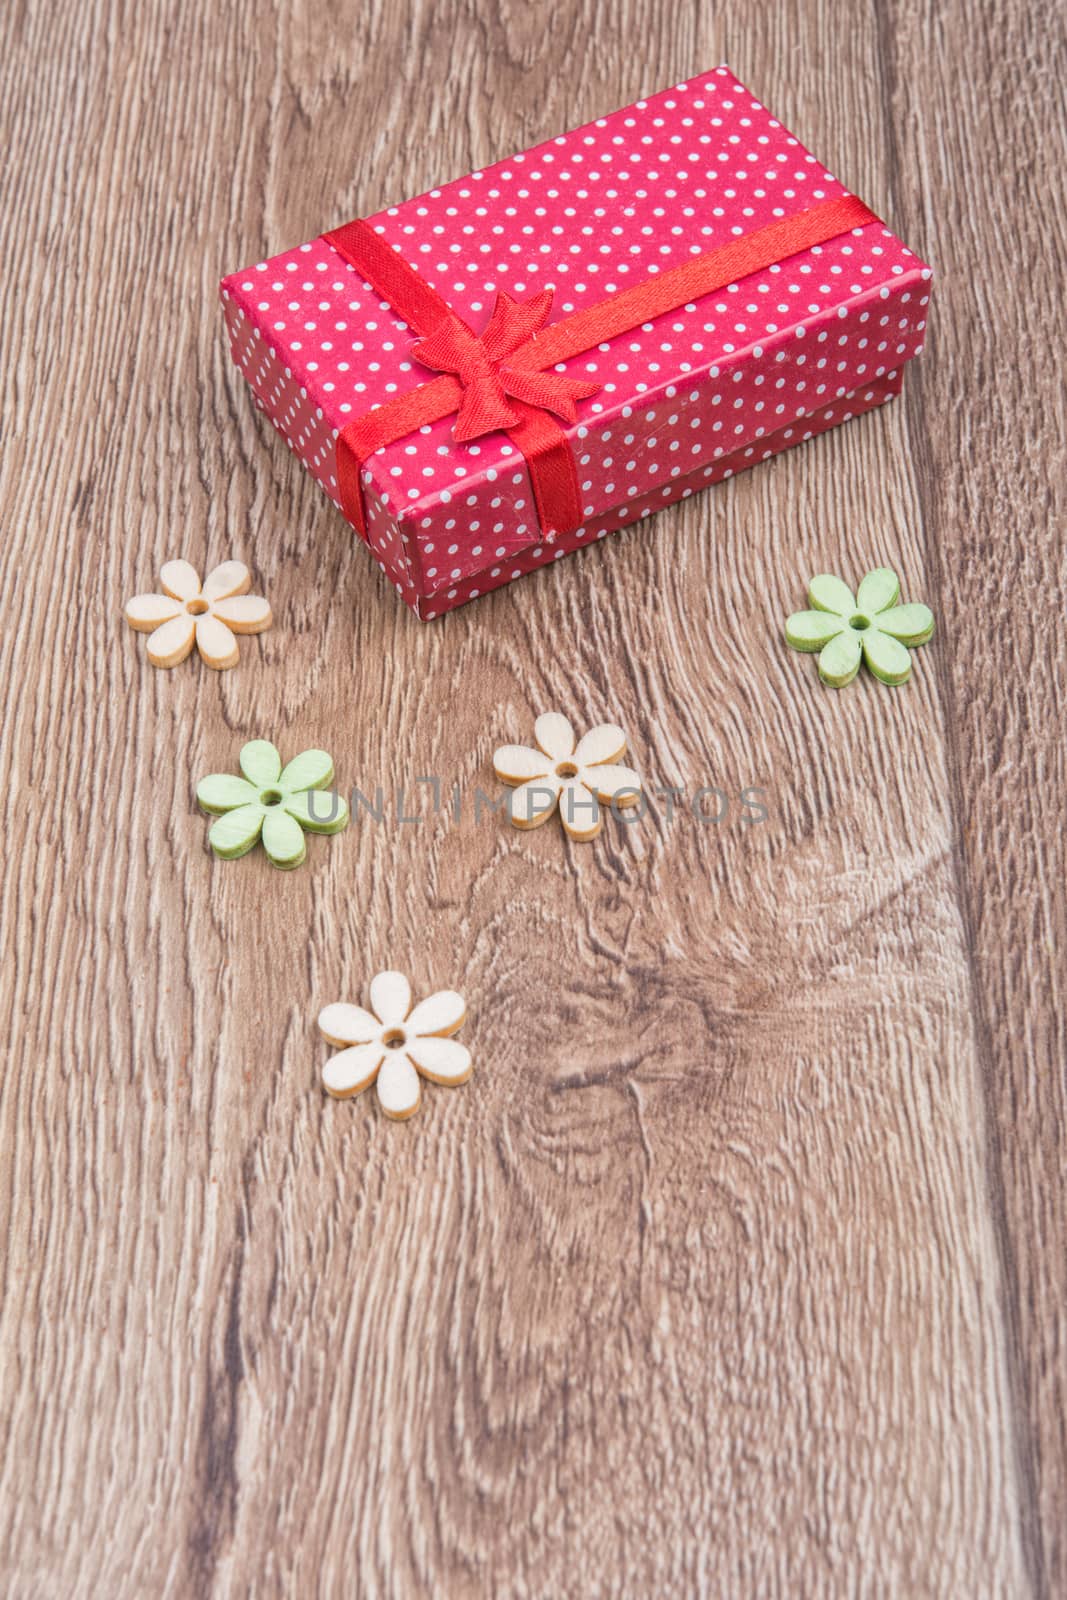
[849,613,871,631]
[555,761,579,779]
[260,788,283,806]
[382,1028,407,1049]
[186,597,210,616]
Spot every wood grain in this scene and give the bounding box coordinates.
[1,0,1063,1594]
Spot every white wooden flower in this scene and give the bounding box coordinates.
[493,712,642,841]
[125,558,272,669]
[319,972,472,1120]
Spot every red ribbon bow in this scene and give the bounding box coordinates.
[324,194,876,550]
[412,288,601,443]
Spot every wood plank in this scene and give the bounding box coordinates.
[0,0,1059,1592]
[875,0,1067,1592]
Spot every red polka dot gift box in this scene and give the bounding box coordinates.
[220,65,931,620]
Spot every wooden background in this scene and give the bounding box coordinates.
[2,0,1064,1593]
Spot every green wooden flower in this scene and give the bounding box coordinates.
[196,740,349,869]
[785,569,935,687]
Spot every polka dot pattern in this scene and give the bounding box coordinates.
[221,65,931,617]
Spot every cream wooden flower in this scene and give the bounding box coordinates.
[493,712,642,841]
[320,973,472,1120]
[125,558,272,669]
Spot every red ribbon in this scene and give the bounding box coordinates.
[324,192,876,543]
[413,288,601,442]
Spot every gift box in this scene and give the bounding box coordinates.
[221,65,931,619]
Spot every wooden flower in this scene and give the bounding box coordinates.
[493,712,642,840]
[125,559,272,669]
[320,972,472,1119]
[196,740,349,869]
[785,568,935,687]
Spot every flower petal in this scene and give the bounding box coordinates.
[493,744,552,785]
[582,764,642,805]
[406,1035,472,1085]
[855,567,900,616]
[239,740,282,786]
[323,1042,384,1099]
[534,712,575,761]
[405,989,465,1037]
[279,749,334,792]
[318,1002,382,1046]
[196,773,258,814]
[508,775,562,828]
[261,807,307,869]
[370,971,412,1026]
[785,610,846,652]
[202,560,250,601]
[212,594,272,634]
[862,628,914,685]
[159,559,202,601]
[376,1053,421,1119]
[808,574,855,616]
[145,613,196,667]
[195,614,239,670]
[573,722,627,767]
[559,779,602,841]
[125,593,182,632]
[817,630,863,688]
[874,603,935,645]
[283,789,349,835]
[208,803,264,859]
